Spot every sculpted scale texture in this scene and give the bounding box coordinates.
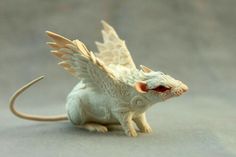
[9,21,188,137]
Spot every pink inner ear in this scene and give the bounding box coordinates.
[135,82,148,93]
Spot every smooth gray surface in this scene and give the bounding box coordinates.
[1,0,236,157]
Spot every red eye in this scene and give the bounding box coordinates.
[152,85,171,93]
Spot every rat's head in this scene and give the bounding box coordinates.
[135,65,188,103]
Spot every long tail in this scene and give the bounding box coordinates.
[9,76,68,121]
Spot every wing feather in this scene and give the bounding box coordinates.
[95,21,136,69]
[46,31,131,97]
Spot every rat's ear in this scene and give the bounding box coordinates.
[135,82,148,93]
[140,65,153,73]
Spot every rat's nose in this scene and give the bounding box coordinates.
[181,83,188,93]
[172,82,188,96]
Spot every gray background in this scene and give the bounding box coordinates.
[1,0,236,156]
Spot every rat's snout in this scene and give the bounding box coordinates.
[181,83,188,93]
[172,82,188,96]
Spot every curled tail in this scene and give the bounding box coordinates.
[9,76,68,121]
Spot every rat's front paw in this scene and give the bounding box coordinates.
[125,129,138,137]
[140,125,152,134]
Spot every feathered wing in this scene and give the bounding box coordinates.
[46,31,130,97]
[95,21,136,69]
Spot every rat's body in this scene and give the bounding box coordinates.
[9,21,188,137]
[66,66,160,136]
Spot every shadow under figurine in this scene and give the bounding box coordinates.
[9,21,188,137]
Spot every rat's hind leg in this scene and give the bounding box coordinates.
[80,123,108,133]
[66,96,108,133]
[66,96,88,125]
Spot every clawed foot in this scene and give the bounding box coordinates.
[83,123,108,133]
[125,129,138,137]
[81,123,152,136]
[140,125,152,134]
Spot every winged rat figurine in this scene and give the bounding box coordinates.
[9,21,188,137]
